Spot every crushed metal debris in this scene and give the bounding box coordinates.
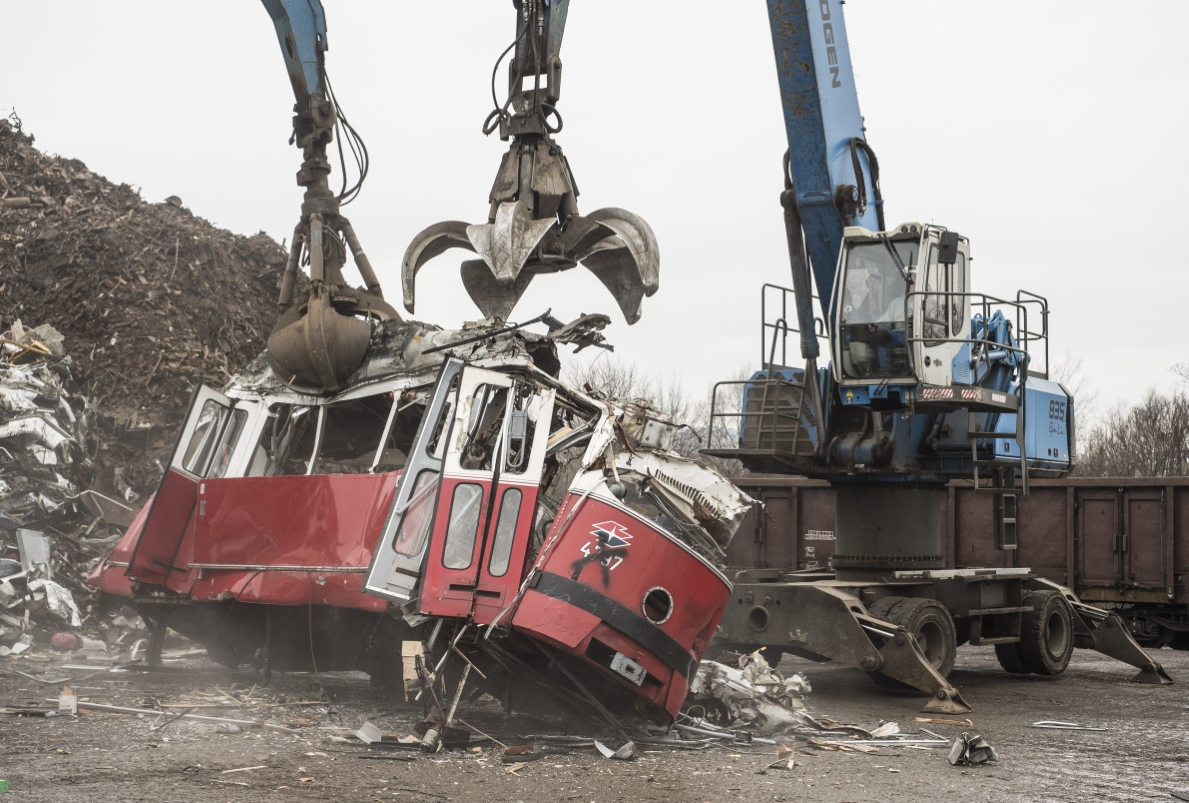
[948,732,999,765]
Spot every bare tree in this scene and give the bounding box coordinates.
[1049,349,1098,419]
[1076,388,1189,477]
[563,356,751,475]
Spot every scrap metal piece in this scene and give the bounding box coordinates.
[27,579,81,627]
[77,490,136,529]
[687,652,812,733]
[16,529,51,577]
[947,732,998,765]
[1030,721,1107,731]
[593,740,636,760]
[670,722,777,745]
[352,721,383,745]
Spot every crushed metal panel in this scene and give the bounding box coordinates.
[78,490,136,528]
[16,529,52,577]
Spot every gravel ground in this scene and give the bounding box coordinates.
[1,645,1186,802]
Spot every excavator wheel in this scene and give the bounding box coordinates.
[889,598,957,678]
[1017,590,1074,676]
[867,596,957,679]
[994,642,1031,674]
[864,596,958,690]
[865,595,905,621]
[865,596,915,689]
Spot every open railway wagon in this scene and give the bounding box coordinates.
[724,475,1189,652]
[90,318,754,724]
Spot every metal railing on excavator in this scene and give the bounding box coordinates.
[706,283,1053,484]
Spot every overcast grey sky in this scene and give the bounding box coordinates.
[3,1,1187,413]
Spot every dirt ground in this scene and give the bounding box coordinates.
[1,645,1187,803]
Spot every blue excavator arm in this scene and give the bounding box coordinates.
[254,0,401,392]
[765,0,883,356]
[260,0,328,117]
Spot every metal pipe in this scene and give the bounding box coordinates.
[339,219,383,296]
[671,723,777,745]
[67,701,301,734]
[278,226,303,311]
[188,564,365,573]
[1030,721,1107,731]
[309,214,325,283]
[810,737,949,746]
[860,622,896,639]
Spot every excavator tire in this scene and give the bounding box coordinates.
[863,596,912,688]
[883,598,958,679]
[864,596,957,686]
[1017,590,1074,676]
[865,595,906,621]
[994,642,1031,674]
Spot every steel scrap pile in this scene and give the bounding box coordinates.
[0,117,291,496]
[0,317,145,659]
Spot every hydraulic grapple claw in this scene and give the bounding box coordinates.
[401,189,659,324]
[398,0,659,324]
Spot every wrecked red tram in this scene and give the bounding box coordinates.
[90,318,752,721]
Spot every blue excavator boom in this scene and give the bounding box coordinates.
[260,0,328,114]
[766,0,882,346]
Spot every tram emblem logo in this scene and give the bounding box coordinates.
[577,521,633,574]
[591,521,633,550]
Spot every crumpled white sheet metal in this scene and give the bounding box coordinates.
[948,732,999,765]
[688,651,813,733]
[0,412,74,449]
[27,578,82,627]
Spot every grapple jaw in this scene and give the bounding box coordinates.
[402,136,660,324]
[268,210,400,392]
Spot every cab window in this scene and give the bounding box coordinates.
[922,246,948,343]
[838,240,916,379]
[208,409,249,479]
[181,400,226,475]
[460,385,509,471]
[951,253,967,334]
[442,483,484,569]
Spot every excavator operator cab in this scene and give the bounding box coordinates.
[831,223,971,391]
